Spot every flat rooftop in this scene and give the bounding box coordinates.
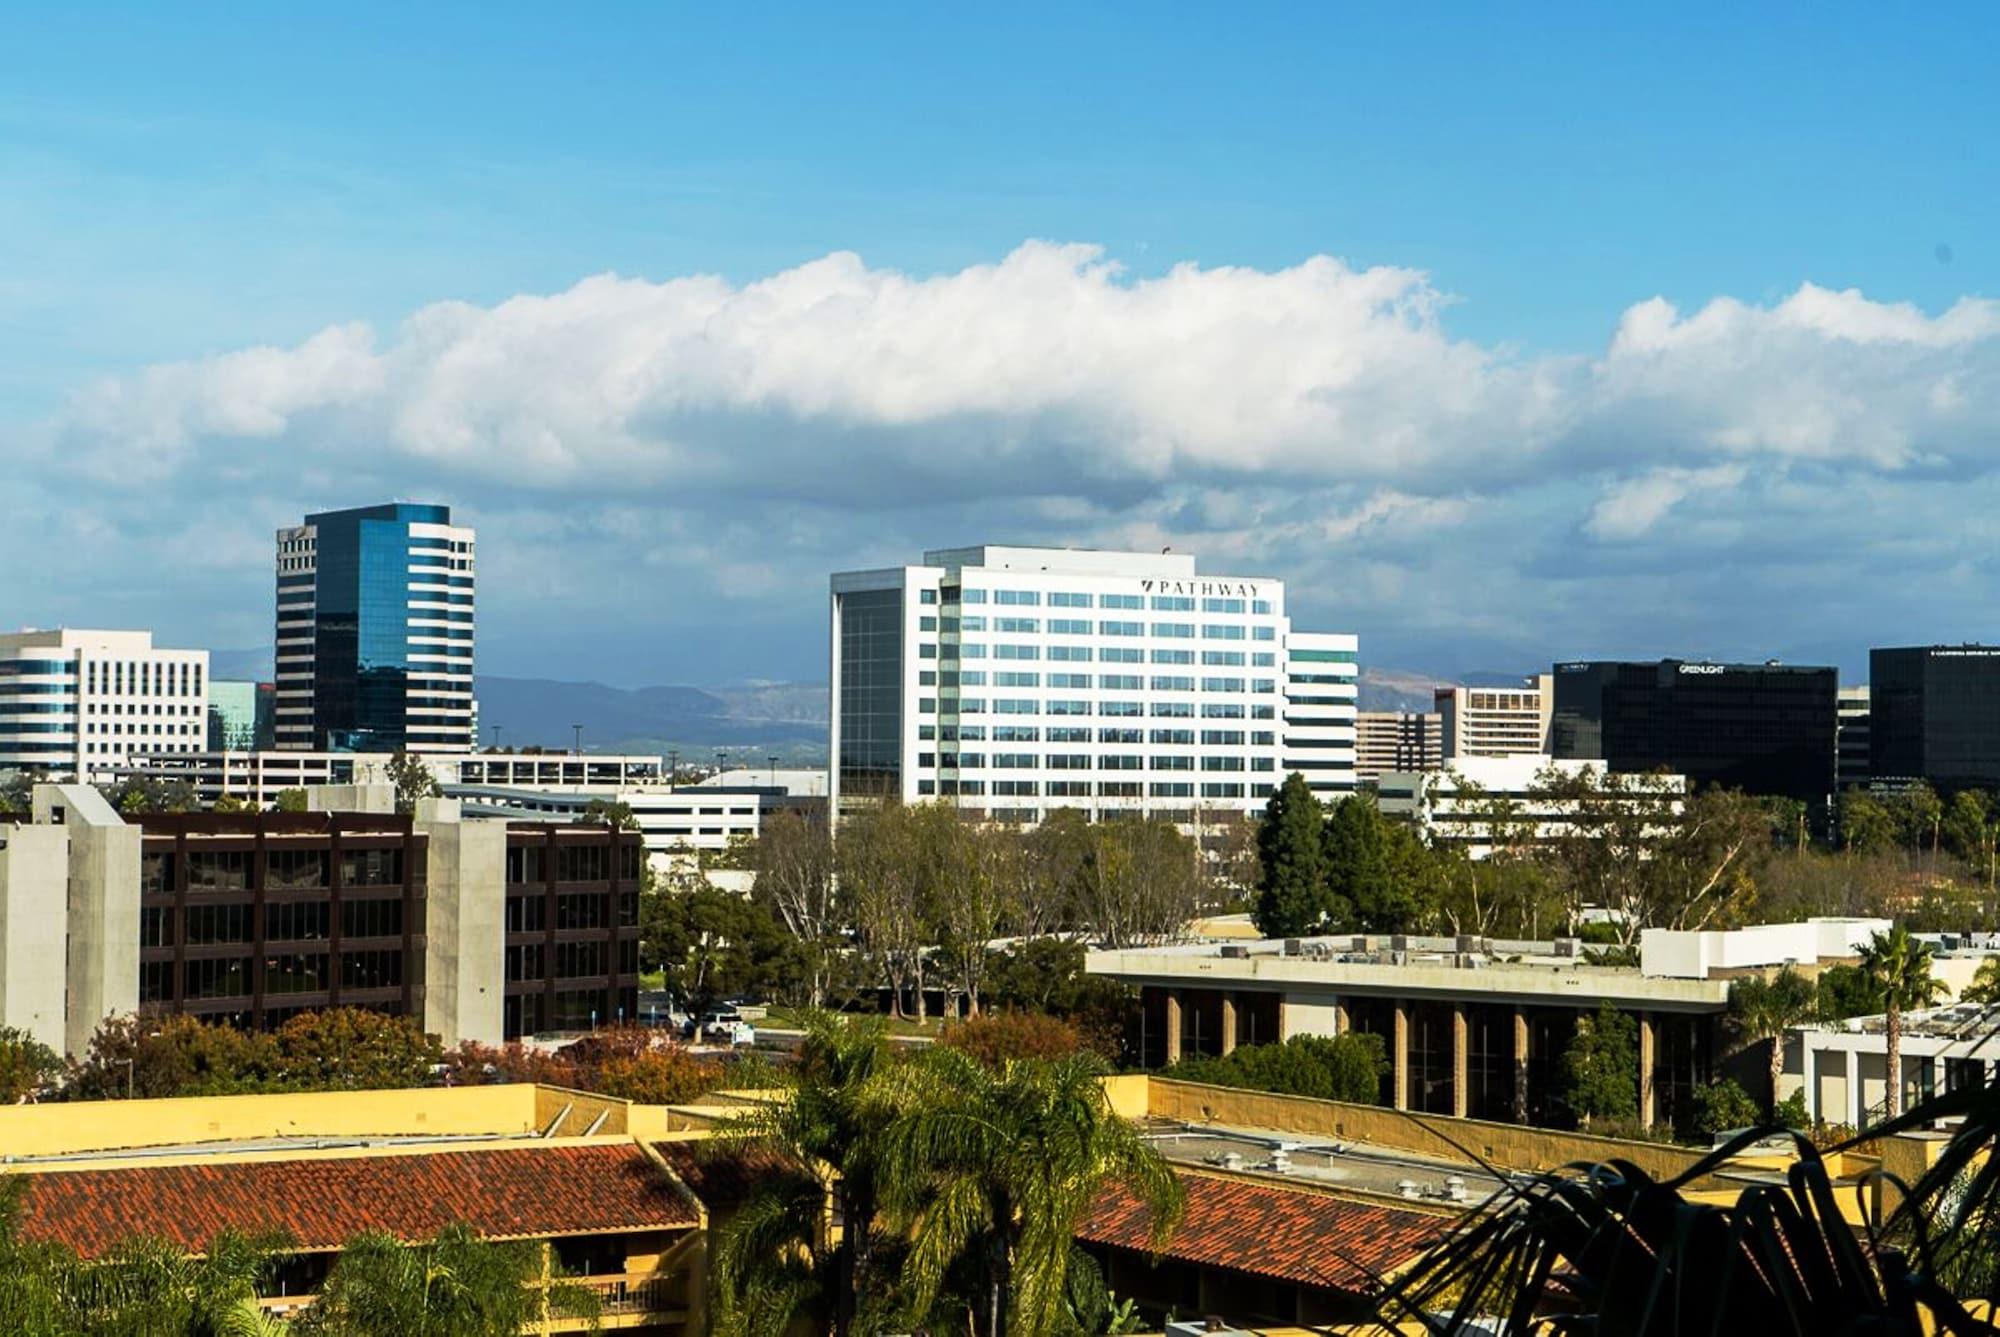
[1088,934,1735,1011]
[1141,1117,1506,1209]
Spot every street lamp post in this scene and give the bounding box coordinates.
[571,723,583,756]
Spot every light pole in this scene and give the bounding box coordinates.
[667,750,679,790]
[571,723,583,756]
[491,723,503,753]
[768,753,779,788]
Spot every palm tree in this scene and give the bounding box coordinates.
[295,1222,599,1336]
[875,1047,1183,1337]
[712,1011,896,1337]
[1860,925,1947,1119]
[0,1179,292,1336]
[1728,965,1818,1120]
[1374,1059,2000,1335]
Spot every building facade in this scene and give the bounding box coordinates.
[1376,754,1687,859]
[275,503,476,754]
[1550,659,1838,803]
[135,804,641,1043]
[829,546,1356,823]
[0,786,640,1051]
[121,749,670,808]
[0,630,208,783]
[1437,675,1552,760]
[1354,711,1441,785]
[1088,934,1732,1130]
[206,679,275,751]
[1282,633,1360,802]
[1838,685,1872,791]
[1869,646,2000,791]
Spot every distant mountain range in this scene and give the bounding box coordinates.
[206,649,1535,761]
[1357,668,1538,712]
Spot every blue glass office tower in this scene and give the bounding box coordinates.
[274,503,476,753]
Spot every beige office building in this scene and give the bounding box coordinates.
[1437,674,1553,760]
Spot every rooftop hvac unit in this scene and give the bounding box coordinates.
[1397,1178,1422,1200]
[1391,934,1411,953]
[1554,936,1582,958]
[1219,944,1250,959]
[1457,934,1486,954]
[1283,938,1304,955]
[1445,1175,1469,1202]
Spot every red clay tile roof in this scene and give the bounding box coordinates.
[654,1142,804,1213]
[12,1143,698,1258]
[1078,1171,1450,1294]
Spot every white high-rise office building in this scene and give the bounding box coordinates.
[274,503,476,753]
[1283,632,1359,801]
[829,546,1357,823]
[0,630,208,783]
[1437,674,1553,759]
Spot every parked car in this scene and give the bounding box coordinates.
[701,1012,756,1046]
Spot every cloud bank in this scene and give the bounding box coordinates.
[22,242,2000,681]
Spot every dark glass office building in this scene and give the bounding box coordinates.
[274,503,475,753]
[136,810,641,1041]
[1870,646,2000,790]
[1550,660,1837,802]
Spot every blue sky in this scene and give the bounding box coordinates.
[3,5,1997,684]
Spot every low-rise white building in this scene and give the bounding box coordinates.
[1787,1002,2000,1128]
[1376,754,1686,858]
[120,750,670,806]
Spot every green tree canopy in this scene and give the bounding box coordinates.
[1564,1003,1638,1127]
[1252,773,1333,937]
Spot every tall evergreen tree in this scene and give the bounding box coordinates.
[1326,793,1399,929]
[1252,774,1335,936]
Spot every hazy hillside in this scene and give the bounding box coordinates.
[474,676,828,760]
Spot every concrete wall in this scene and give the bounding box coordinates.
[31,784,141,1055]
[418,805,506,1047]
[533,1084,631,1137]
[1280,990,1341,1040]
[305,783,396,814]
[1640,917,1889,980]
[0,1084,551,1158]
[1145,1078,1713,1182]
[0,824,71,1053]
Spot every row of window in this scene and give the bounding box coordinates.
[142,847,407,895]
[503,890,641,933]
[918,779,1256,799]
[923,589,1275,615]
[925,753,1271,772]
[143,950,409,1003]
[920,725,1275,745]
[503,843,644,885]
[922,696,1275,717]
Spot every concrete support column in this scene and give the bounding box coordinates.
[1393,1002,1410,1112]
[1512,1006,1530,1124]
[1846,1048,1862,1129]
[1164,989,1183,1066]
[1451,1004,1470,1120]
[1804,1045,1819,1126]
[1220,993,1238,1057]
[1638,1012,1657,1129]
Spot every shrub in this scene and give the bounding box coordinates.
[590,1048,728,1105]
[939,1012,1087,1069]
[1164,1033,1386,1105]
[1691,1077,1762,1135]
[0,1026,62,1102]
[439,1040,580,1088]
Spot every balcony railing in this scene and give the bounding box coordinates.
[257,1271,677,1323]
